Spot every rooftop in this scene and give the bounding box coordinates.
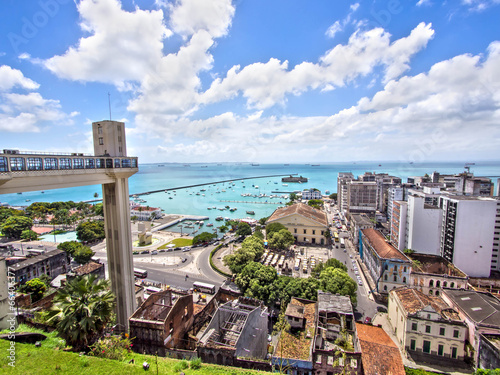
[10,249,65,271]
[130,290,173,322]
[443,289,500,327]
[276,298,316,361]
[317,290,353,316]
[356,323,405,375]
[350,214,373,227]
[72,261,103,276]
[361,228,409,262]
[392,287,461,322]
[267,203,327,227]
[409,254,467,278]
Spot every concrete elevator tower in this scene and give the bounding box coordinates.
[92,120,136,331]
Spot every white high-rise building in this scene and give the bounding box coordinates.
[439,196,500,277]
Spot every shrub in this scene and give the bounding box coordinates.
[190,357,202,369]
[173,359,189,372]
[89,336,132,361]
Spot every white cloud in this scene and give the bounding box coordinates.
[0,65,39,92]
[168,0,235,38]
[0,66,71,133]
[201,23,434,109]
[325,2,360,39]
[461,0,500,11]
[44,0,171,86]
[416,0,432,6]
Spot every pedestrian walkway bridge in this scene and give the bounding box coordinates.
[0,149,138,194]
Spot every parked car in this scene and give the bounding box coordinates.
[377,306,388,313]
[364,317,372,324]
[140,250,150,254]
[181,258,187,263]
[151,250,158,255]
[174,247,181,251]
[158,249,166,253]
[182,247,190,252]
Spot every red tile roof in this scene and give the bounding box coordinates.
[361,228,408,261]
[267,203,327,226]
[356,323,405,375]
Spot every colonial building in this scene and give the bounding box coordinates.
[355,323,405,375]
[129,289,194,356]
[441,288,500,366]
[408,253,468,296]
[266,203,328,245]
[388,287,467,364]
[313,291,362,375]
[350,214,374,248]
[11,249,68,285]
[301,189,322,200]
[359,228,411,297]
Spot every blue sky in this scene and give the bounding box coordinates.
[0,0,499,163]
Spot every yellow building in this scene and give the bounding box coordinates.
[266,203,328,245]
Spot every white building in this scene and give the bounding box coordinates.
[129,202,162,221]
[301,188,322,200]
[388,287,467,362]
[439,196,500,277]
[406,188,443,256]
[387,186,405,222]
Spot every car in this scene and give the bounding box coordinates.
[132,251,139,255]
[140,250,150,254]
[158,249,166,253]
[38,244,44,248]
[181,258,187,263]
[364,317,372,324]
[174,247,181,251]
[27,246,33,249]
[267,334,272,342]
[358,280,363,286]
[349,254,352,258]
[377,306,388,313]
[182,247,190,252]
[151,250,158,255]
[343,249,347,253]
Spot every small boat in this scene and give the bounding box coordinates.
[41,191,45,194]
[207,223,213,227]
[215,217,224,221]
[25,199,30,202]
[169,197,173,199]
[246,211,255,215]
[207,207,212,210]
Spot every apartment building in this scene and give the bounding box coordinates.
[337,173,354,214]
[390,200,407,251]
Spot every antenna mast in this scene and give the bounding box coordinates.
[108,92,112,120]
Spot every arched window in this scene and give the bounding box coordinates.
[443,281,447,287]
[384,285,388,291]
[403,277,407,283]
[384,274,388,281]
[385,264,388,270]
[436,280,441,288]
[404,266,407,272]
[393,275,397,282]
[435,290,440,296]
[429,280,434,287]
[450,282,455,288]
[429,290,433,295]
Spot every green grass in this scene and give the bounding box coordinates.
[0,324,65,350]
[0,339,270,375]
[159,238,193,249]
[405,368,445,375]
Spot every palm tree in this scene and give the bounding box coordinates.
[46,274,115,351]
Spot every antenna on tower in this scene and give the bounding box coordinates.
[108,92,112,120]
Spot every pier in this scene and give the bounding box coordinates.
[219,200,283,205]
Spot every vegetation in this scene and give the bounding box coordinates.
[1,215,33,239]
[58,241,95,264]
[405,368,446,375]
[235,221,252,236]
[289,192,298,202]
[159,237,193,249]
[18,278,47,302]
[475,370,500,375]
[403,248,415,255]
[0,338,269,374]
[265,222,287,237]
[192,231,217,245]
[89,336,133,361]
[76,220,105,243]
[267,228,294,250]
[329,193,337,200]
[258,216,268,225]
[46,274,115,352]
[311,258,347,278]
[307,199,324,210]
[21,229,38,241]
[223,235,265,274]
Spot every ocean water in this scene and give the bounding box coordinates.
[2,161,499,228]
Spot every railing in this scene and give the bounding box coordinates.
[2,149,93,156]
[0,153,138,173]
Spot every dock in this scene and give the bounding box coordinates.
[218,200,283,205]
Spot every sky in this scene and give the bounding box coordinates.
[0,0,499,164]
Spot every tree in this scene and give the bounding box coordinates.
[223,235,265,274]
[253,227,264,239]
[58,241,94,264]
[311,258,348,278]
[46,274,115,352]
[192,231,217,245]
[236,221,252,237]
[320,268,357,304]
[289,193,298,202]
[235,262,278,304]
[76,220,105,242]
[21,229,38,241]
[93,192,99,198]
[307,199,324,209]
[218,225,228,234]
[329,193,337,200]
[19,278,46,303]
[94,203,104,217]
[265,222,287,238]
[1,216,33,239]
[268,229,295,250]
[258,217,268,226]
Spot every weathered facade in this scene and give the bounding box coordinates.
[11,249,68,285]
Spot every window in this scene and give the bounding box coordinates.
[106,159,113,168]
[294,228,297,234]
[450,282,455,288]
[453,330,459,338]
[412,322,418,331]
[99,137,104,145]
[44,158,57,170]
[59,158,72,169]
[439,327,445,336]
[118,136,122,142]
[403,277,407,283]
[404,266,407,272]
[10,157,25,171]
[429,280,434,287]
[425,325,431,333]
[131,159,137,168]
[350,359,357,368]
[96,159,105,169]
[384,285,387,291]
[114,159,120,168]
[438,344,444,356]
[436,280,441,288]
[385,264,388,270]
[443,281,447,287]
[384,274,388,281]
[0,157,8,172]
[327,356,333,365]
[303,229,307,234]
[98,125,102,134]
[85,158,95,169]
[27,157,43,171]
[73,158,84,169]
[312,230,316,235]
[393,275,397,282]
[316,355,322,364]
[451,347,458,359]
[118,146,122,153]
[410,339,416,351]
